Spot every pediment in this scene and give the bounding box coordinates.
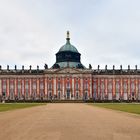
[55,68,82,74]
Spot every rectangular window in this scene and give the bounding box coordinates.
[25,81,28,89]
[40,82,44,89]
[108,82,112,93]
[48,83,52,90]
[58,82,61,90]
[33,82,36,89]
[2,80,7,94]
[10,83,14,90]
[101,82,104,92]
[10,81,14,99]
[116,82,120,93]
[76,82,78,90]
[131,82,135,92]
[18,81,21,88]
[17,81,21,98]
[85,82,88,90]
[123,82,127,93]
[40,82,44,97]
[67,82,70,88]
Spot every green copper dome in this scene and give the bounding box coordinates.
[52,31,85,69]
[59,39,79,53]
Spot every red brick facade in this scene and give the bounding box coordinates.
[0,68,140,101]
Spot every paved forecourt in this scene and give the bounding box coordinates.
[0,103,140,140]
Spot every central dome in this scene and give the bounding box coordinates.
[52,31,85,69]
[58,39,79,53]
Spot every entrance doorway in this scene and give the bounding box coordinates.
[66,89,70,99]
[83,92,88,100]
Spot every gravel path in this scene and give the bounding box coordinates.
[0,103,140,140]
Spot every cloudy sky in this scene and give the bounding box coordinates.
[0,0,140,69]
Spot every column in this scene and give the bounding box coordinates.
[15,78,17,96]
[29,79,32,97]
[62,77,65,99]
[54,77,56,96]
[22,79,24,97]
[113,77,115,99]
[105,78,107,98]
[44,77,47,98]
[7,79,10,97]
[37,78,39,97]
[136,78,138,100]
[72,77,74,99]
[81,78,83,99]
[98,78,100,99]
[120,78,123,99]
[90,77,92,98]
[128,77,130,98]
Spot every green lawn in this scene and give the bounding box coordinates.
[90,103,140,115]
[0,103,46,112]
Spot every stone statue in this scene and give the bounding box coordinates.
[98,65,100,70]
[120,65,122,70]
[89,64,92,69]
[7,65,9,70]
[105,65,107,70]
[135,65,137,70]
[44,64,48,69]
[29,65,32,70]
[15,65,17,70]
[113,65,115,70]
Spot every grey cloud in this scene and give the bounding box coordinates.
[0,0,140,69]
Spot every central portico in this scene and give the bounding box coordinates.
[44,67,92,100]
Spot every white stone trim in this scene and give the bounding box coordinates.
[72,78,74,97]
[54,77,56,95]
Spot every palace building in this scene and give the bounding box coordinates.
[0,31,140,102]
